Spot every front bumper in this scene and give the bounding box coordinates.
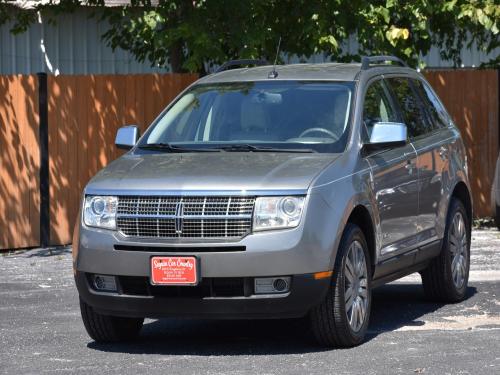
[76,271,330,319]
[74,191,341,318]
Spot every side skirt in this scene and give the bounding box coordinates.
[372,239,442,288]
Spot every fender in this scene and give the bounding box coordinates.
[335,195,378,267]
[314,186,377,270]
[438,135,472,238]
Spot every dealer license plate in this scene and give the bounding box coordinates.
[150,256,198,286]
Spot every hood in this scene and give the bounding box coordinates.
[85,152,340,194]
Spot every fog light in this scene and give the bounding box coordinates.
[92,274,117,292]
[254,277,291,294]
[273,278,288,292]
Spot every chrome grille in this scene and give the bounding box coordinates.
[116,196,254,239]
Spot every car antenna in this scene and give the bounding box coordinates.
[268,37,281,79]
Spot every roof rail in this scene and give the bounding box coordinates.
[361,55,408,70]
[215,59,269,73]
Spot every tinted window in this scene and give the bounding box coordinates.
[140,81,354,153]
[413,79,450,129]
[387,78,431,138]
[363,80,398,139]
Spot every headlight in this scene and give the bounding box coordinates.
[83,196,118,230]
[253,196,305,231]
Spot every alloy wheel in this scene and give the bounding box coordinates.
[449,212,468,289]
[344,240,369,332]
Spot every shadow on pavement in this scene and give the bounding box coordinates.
[87,283,477,355]
[3,246,72,258]
[367,283,477,338]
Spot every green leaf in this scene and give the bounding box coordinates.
[403,47,413,57]
[319,35,339,50]
[379,7,390,24]
[442,1,457,12]
[386,0,397,9]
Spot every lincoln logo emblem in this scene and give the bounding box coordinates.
[175,202,184,234]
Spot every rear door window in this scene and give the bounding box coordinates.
[386,77,432,139]
[413,79,451,129]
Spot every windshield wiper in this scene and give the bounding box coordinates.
[217,144,317,153]
[138,143,221,153]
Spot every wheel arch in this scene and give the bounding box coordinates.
[450,181,473,225]
[346,205,376,274]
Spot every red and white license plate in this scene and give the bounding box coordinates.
[150,256,198,286]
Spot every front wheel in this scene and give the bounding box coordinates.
[421,198,471,302]
[495,204,500,231]
[309,223,372,347]
[80,298,144,342]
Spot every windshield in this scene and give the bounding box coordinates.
[139,81,354,153]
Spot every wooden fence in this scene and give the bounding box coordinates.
[47,74,198,245]
[424,70,499,217]
[0,75,40,249]
[0,70,498,250]
[1,73,197,249]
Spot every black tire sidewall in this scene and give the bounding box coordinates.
[443,199,471,299]
[79,297,143,342]
[496,204,500,231]
[334,224,372,343]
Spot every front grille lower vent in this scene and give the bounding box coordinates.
[118,276,248,298]
[116,196,255,239]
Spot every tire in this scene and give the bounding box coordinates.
[421,198,471,302]
[80,298,144,342]
[495,204,500,231]
[309,223,372,347]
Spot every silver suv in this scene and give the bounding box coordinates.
[74,56,472,347]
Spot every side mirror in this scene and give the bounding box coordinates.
[364,122,407,152]
[115,125,139,150]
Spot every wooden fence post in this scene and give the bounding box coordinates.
[37,72,50,247]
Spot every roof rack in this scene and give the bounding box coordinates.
[215,59,269,73]
[361,55,408,70]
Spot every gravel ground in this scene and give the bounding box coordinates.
[0,229,499,375]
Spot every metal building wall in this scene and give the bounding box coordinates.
[0,8,498,75]
[0,9,170,75]
[286,33,499,68]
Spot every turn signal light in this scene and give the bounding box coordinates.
[313,271,333,280]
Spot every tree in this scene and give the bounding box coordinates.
[0,0,498,73]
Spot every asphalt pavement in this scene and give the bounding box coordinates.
[0,229,499,375]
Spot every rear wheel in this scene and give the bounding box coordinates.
[80,298,144,342]
[421,198,470,302]
[309,223,371,347]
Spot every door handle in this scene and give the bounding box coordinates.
[439,146,448,160]
[405,159,415,174]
